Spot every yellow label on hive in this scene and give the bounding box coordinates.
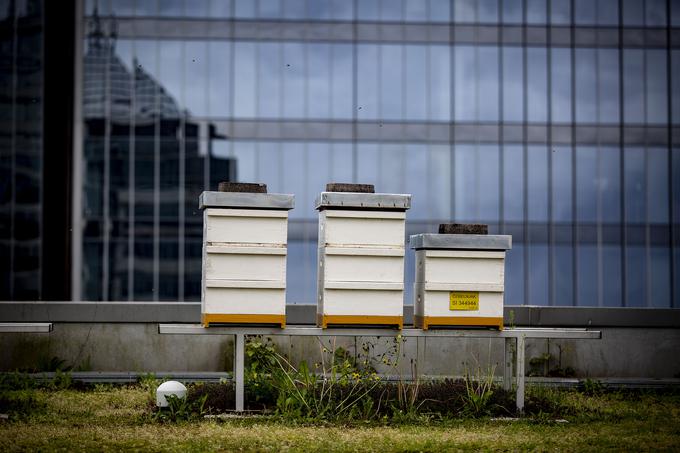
[449,291,479,311]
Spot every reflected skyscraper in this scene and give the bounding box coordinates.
[81,9,234,300]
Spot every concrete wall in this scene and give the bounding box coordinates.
[2,323,679,378]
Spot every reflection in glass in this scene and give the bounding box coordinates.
[646,50,668,125]
[527,47,547,122]
[597,0,619,25]
[623,49,644,124]
[622,0,644,26]
[526,0,547,24]
[551,0,571,25]
[551,146,572,222]
[575,49,597,124]
[503,145,524,222]
[551,48,572,123]
[574,0,595,25]
[577,243,598,306]
[502,46,524,122]
[527,145,548,222]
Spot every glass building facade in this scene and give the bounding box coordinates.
[0,0,44,300]
[71,0,679,307]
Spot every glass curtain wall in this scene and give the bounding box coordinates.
[80,0,680,308]
[0,0,44,300]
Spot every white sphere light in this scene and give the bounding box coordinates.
[156,380,187,407]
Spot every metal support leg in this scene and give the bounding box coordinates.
[503,337,515,391]
[234,333,245,412]
[515,335,526,412]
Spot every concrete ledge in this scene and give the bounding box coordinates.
[0,302,679,327]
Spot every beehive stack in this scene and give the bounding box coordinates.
[316,184,411,329]
[411,224,512,330]
[199,183,294,327]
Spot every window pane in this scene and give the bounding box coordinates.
[646,0,667,26]
[551,0,571,25]
[552,146,572,222]
[503,46,524,121]
[551,48,572,123]
[429,45,451,121]
[576,146,598,223]
[283,42,305,119]
[553,243,574,306]
[233,42,256,118]
[503,145,524,222]
[622,0,644,26]
[527,145,548,222]
[454,0,476,22]
[577,243,598,306]
[455,46,476,121]
[598,49,620,123]
[575,0,596,25]
[479,0,499,23]
[646,49,668,125]
[406,45,427,121]
[258,42,282,118]
[625,244,646,306]
[647,148,669,223]
[527,47,548,122]
[478,46,499,121]
[623,49,644,124]
[673,50,680,125]
[308,43,331,118]
[526,0,547,23]
[380,45,404,120]
[357,44,379,120]
[624,147,645,223]
[575,49,597,123]
[502,0,523,24]
[528,236,549,305]
[602,245,623,306]
[600,146,622,222]
[331,44,352,120]
[597,0,619,25]
[505,244,525,304]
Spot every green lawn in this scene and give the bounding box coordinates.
[1,386,679,452]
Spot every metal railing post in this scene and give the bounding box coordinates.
[234,333,245,412]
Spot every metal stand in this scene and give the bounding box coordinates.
[159,325,601,413]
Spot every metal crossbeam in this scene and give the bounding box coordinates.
[158,324,602,413]
[0,323,53,333]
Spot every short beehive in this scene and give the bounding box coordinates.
[199,186,294,328]
[410,228,512,330]
[316,185,411,329]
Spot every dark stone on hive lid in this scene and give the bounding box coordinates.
[325,183,375,193]
[438,223,488,235]
[218,182,267,193]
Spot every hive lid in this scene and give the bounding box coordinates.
[199,191,294,210]
[315,192,411,211]
[409,233,512,251]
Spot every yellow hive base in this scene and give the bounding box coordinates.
[202,314,286,328]
[318,314,402,329]
[414,315,503,331]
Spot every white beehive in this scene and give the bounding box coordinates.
[199,190,294,328]
[410,232,512,330]
[316,190,411,328]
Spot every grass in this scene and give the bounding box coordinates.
[1,385,680,452]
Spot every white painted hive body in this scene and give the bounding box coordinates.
[316,192,411,328]
[410,233,512,330]
[199,191,294,327]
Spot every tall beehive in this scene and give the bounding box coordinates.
[316,184,411,329]
[411,225,512,330]
[199,185,294,328]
